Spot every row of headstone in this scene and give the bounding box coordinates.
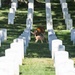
[55,51,75,75]
[45,0,53,30]
[0,38,24,75]
[0,0,32,74]
[0,1,31,72]
[48,29,65,59]
[19,28,31,54]
[0,27,31,75]
[45,0,63,59]
[0,28,7,47]
[0,56,19,75]
[0,39,23,75]
[60,0,73,30]
[48,29,75,75]
[59,3,75,75]
[8,1,18,24]
[26,0,34,29]
[48,29,57,51]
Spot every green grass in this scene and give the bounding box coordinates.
[20,58,55,75]
[19,37,55,75]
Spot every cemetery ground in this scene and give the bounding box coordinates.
[0,1,75,75]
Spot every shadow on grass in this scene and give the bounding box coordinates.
[25,30,75,58]
[0,24,25,56]
[25,42,51,58]
[56,30,75,58]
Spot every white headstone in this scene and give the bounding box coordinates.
[27,0,34,29]
[20,29,30,47]
[9,43,23,65]
[65,13,71,24]
[66,13,71,19]
[0,70,8,75]
[62,3,68,9]
[60,0,66,4]
[19,36,27,54]
[64,68,75,75]
[47,18,53,30]
[52,39,62,59]
[55,51,71,75]
[55,51,69,65]
[9,7,15,14]
[0,0,1,7]
[71,29,75,41]
[48,34,57,51]
[5,48,20,75]
[13,38,24,59]
[8,8,15,24]
[58,45,65,51]
[0,29,7,42]
[45,0,53,30]
[11,2,17,11]
[26,18,32,29]
[55,59,74,75]
[0,40,1,47]
[8,13,14,24]
[66,19,73,30]
[11,0,18,8]
[48,29,55,35]
[28,1,34,11]
[0,30,3,41]
[2,29,7,41]
[63,8,68,19]
[0,56,18,75]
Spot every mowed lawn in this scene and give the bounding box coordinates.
[20,58,55,75]
[20,42,55,75]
